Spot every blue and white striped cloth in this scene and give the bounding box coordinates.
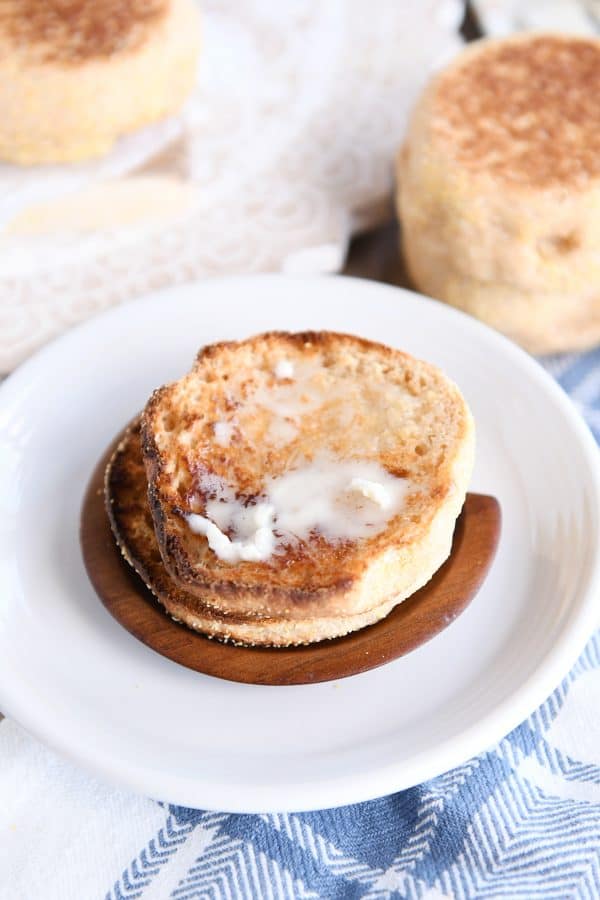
[1,349,599,900]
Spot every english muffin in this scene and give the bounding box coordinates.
[0,0,200,164]
[138,331,475,639]
[397,33,600,353]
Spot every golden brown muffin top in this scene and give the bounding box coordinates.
[0,0,168,63]
[432,35,600,189]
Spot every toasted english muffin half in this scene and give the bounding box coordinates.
[105,421,413,646]
[140,331,475,623]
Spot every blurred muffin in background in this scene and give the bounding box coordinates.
[0,0,200,165]
[397,33,600,354]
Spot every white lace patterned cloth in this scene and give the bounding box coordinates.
[0,0,462,372]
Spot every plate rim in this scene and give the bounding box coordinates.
[1,273,600,813]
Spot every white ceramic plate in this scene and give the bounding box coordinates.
[1,275,599,813]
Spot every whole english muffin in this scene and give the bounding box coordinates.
[397,33,600,353]
[139,331,475,632]
[0,0,200,164]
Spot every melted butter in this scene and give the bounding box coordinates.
[186,455,411,563]
[265,457,409,542]
[249,358,324,422]
[273,358,294,379]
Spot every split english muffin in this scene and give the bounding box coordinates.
[103,332,476,646]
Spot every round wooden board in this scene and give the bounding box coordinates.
[81,441,501,686]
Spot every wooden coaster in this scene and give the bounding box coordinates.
[81,442,501,686]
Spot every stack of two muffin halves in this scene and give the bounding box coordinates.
[397,34,600,355]
[105,332,475,647]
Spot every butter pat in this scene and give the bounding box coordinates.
[348,477,392,509]
[273,359,294,380]
[213,421,234,447]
